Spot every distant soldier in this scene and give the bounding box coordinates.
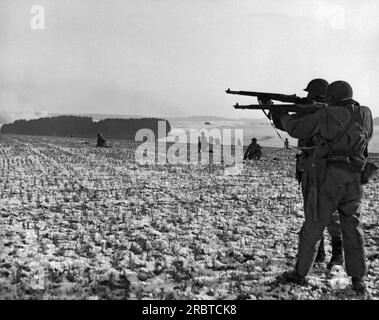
[96,133,107,147]
[284,138,289,149]
[198,137,201,153]
[209,136,214,153]
[200,132,208,152]
[244,138,262,160]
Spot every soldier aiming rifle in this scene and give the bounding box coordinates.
[228,79,377,294]
[227,79,343,268]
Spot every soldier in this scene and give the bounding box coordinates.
[302,78,329,103]
[301,79,344,267]
[272,81,373,294]
[284,138,289,149]
[272,79,343,267]
[244,138,262,160]
[96,133,107,147]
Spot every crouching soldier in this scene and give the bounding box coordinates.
[244,138,262,160]
[96,133,107,147]
[272,80,373,295]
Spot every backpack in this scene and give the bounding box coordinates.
[315,105,377,183]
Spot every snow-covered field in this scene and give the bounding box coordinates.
[0,134,378,300]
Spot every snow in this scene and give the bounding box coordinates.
[0,134,378,300]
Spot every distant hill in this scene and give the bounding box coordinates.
[168,115,270,123]
[48,113,270,123]
[0,115,171,140]
[49,113,149,122]
[168,115,234,121]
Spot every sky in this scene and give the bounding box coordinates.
[0,0,379,120]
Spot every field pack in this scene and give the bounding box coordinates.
[361,161,378,184]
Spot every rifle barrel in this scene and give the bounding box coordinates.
[226,88,300,103]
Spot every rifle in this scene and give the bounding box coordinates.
[226,88,303,103]
[233,103,326,114]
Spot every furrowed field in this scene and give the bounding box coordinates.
[0,134,378,300]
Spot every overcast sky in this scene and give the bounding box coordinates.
[0,0,378,119]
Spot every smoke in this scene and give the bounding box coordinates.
[0,90,49,126]
[0,109,49,123]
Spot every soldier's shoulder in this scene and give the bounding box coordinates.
[358,105,372,115]
[357,106,373,126]
[325,105,353,116]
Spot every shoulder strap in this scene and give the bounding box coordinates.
[329,106,370,159]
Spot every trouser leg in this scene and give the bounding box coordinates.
[299,172,325,265]
[325,210,344,268]
[321,210,344,267]
[315,235,325,262]
[296,172,338,277]
[296,221,328,276]
[338,183,367,278]
[327,211,342,239]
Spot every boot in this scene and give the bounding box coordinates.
[282,270,306,285]
[315,236,326,263]
[327,237,344,269]
[352,277,367,295]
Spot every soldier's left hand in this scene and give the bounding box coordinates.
[269,108,288,118]
[258,98,274,105]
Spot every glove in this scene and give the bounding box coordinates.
[297,97,312,104]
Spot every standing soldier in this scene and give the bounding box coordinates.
[284,138,289,149]
[272,81,373,294]
[273,79,343,267]
[299,79,343,267]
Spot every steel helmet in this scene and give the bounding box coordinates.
[304,78,329,98]
[326,80,353,103]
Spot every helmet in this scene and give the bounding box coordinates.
[304,78,329,98]
[251,138,257,142]
[326,80,353,103]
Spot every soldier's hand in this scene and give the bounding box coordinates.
[268,109,287,131]
[297,97,311,104]
[269,107,288,118]
[258,98,274,105]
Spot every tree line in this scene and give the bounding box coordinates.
[0,116,171,140]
